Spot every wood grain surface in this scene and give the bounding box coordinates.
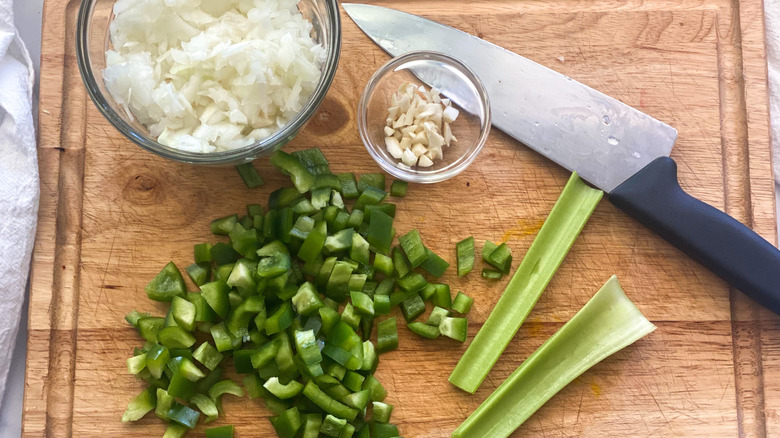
[24,0,778,436]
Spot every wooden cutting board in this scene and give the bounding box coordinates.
[24,0,778,436]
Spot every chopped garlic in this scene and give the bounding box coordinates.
[382,82,459,169]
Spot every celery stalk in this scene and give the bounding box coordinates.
[452,276,656,438]
[449,173,603,393]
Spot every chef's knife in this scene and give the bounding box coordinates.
[344,3,780,314]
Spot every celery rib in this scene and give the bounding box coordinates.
[449,173,603,393]
[452,276,656,438]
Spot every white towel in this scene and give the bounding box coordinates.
[767,0,780,180]
[0,0,37,411]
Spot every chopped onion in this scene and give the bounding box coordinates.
[104,0,326,153]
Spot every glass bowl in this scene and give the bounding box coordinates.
[358,51,491,183]
[76,0,341,165]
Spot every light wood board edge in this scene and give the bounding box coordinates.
[22,0,778,436]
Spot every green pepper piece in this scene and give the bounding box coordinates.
[399,229,428,268]
[271,406,302,438]
[167,372,196,400]
[408,321,440,339]
[205,425,234,438]
[360,340,378,373]
[347,209,364,229]
[362,280,378,298]
[482,240,499,263]
[440,317,468,342]
[303,380,359,421]
[376,318,398,353]
[145,262,186,302]
[125,310,150,327]
[298,226,327,263]
[194,243,213,264]
[275,332,297,378]
[350,233,370,265]
[167,356,206,381]
[189,394,218,423]
[239,215,253,230]
[251,338,280,369]
[200,281,230,319]
[340,303,361,331]
[186,263,210,287]
[229,223,260,259]
[392,247,410,278]
[372,401,394,423]
[390,180,408,197]
[324,228,354,253]
[354,186,387,210]
[121,388,155,422]
[400,294,426,322]
[302,413,323,438]
[326,261,354,302]
[350,291,375,317]
[373,253,393,277]
[264,377,304,399]
[319,307,341,335]
[210,322,238,352]
[332,209,350,232]
[170,296,196,331]
[290,215,315,241]
[163,423,188,438]
[227,295,264,339]
[292,282,325,316]
[292,147,331,175]
[365,203,396,221]
[427,306,451,326]
[168,402,200,429]
[225,259,257,298]
[271,150,316,193]
[431,283,452,308]
[136,317,165,343]
[342,371,365,392]
[263,209,279,240]
[481,268,503,280]
[362,375,387,402]
[158,326,196,349]
[230,349,255,374]
[375,278,394,296]
[292,198,318,216]
[278,207,295,243]
[372,422,400,438]
[456,236,475,277]
[144,344,170,379]
[338,173,359,199]
[349,274,368,292]
[295,329,323,365]
[127,353,146,375]
[420,248,450,278]
[257,250,291,279]
[373,294,391,316]
[154,388,173,420]
[265,301,294,335]
[320,414,347,438]
[316,256,338,287]
[211,242,241,266]
[196,367,224,394]
[213,263,234,282]
[486,242,513,274]
[211,215,238,236]
[208,379,244,401]
[366,210,394,255]
[269,187,304,210]
[191,342,223,371]
[235,162,265,188]
[398,272,427,294]
[315,173,343,191]
[358,173,386,193]
[452,291,474,314]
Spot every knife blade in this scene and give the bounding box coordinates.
[344,3,780,315]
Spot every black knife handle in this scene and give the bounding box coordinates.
[609,156,780,314]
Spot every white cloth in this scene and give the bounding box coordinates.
[767,1,780,180]
[0,0,37,411]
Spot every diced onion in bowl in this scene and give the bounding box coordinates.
[103,0,326,153]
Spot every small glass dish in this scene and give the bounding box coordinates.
[76,0,341,166]
[358,51,491,183]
